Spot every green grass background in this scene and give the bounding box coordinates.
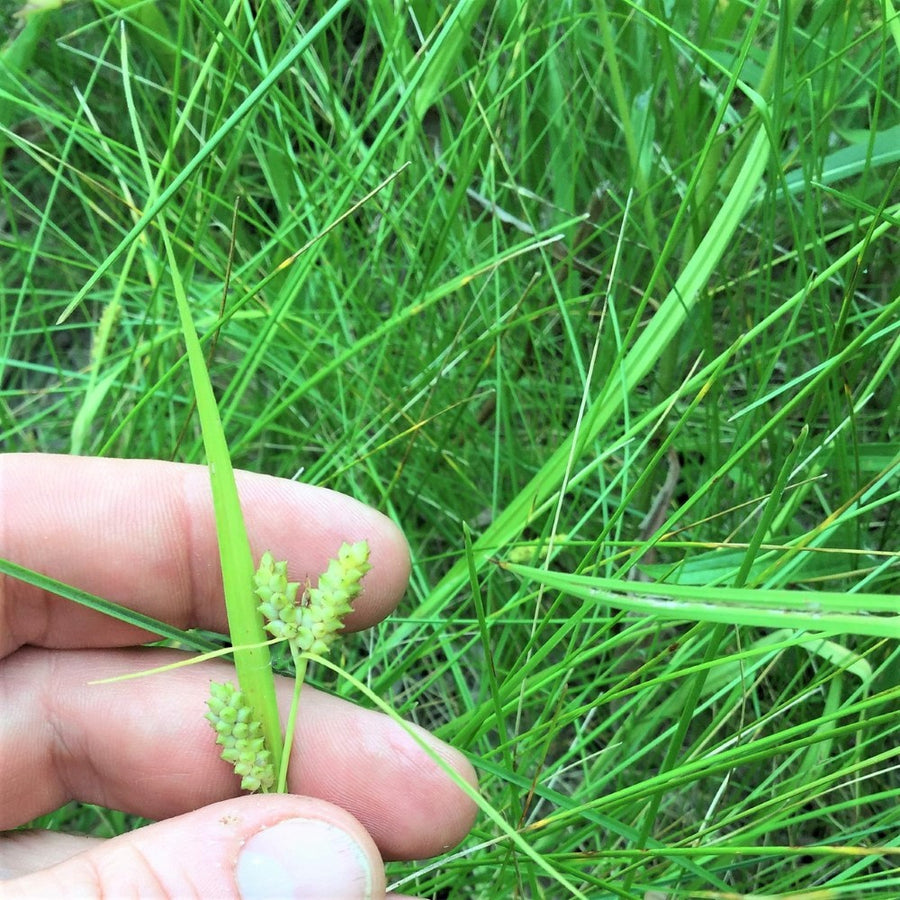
[2,1,900,897]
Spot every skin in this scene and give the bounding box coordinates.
[0,454,478,897]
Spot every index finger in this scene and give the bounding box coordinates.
[0,454,410,657]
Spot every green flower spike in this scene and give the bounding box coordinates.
[255,541,371,656]
[253,553,301,642]
[207,543,370,794]
[205,681,275,793]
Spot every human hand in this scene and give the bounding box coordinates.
[0,455,477,898]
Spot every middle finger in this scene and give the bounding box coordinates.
[1,646,477,862]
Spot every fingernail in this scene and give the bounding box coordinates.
[236,818,374,900]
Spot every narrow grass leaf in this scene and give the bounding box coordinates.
[503,561,900,640]
[0,557,219,652]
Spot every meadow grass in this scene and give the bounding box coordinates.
[2,1,900,896]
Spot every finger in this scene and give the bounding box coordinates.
[1,647,478,862]
[0,831,102,879]
[0,454,410,655]
[2,794,387,899]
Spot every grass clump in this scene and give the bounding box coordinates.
[3,1,899,896]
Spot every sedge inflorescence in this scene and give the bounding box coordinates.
[206,541,371,793]
[254,541,371,656]
[205,681,276,792]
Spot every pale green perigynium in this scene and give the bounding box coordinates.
[205,681,276,792]
[255,541,371,655]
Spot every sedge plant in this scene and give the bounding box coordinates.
[205,542,371,794]
[159,175,376,794]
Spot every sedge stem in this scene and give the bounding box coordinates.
[278,643,308,793]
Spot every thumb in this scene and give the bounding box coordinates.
[4,795,387,899]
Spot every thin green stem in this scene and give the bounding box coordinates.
[279,644,308,794]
